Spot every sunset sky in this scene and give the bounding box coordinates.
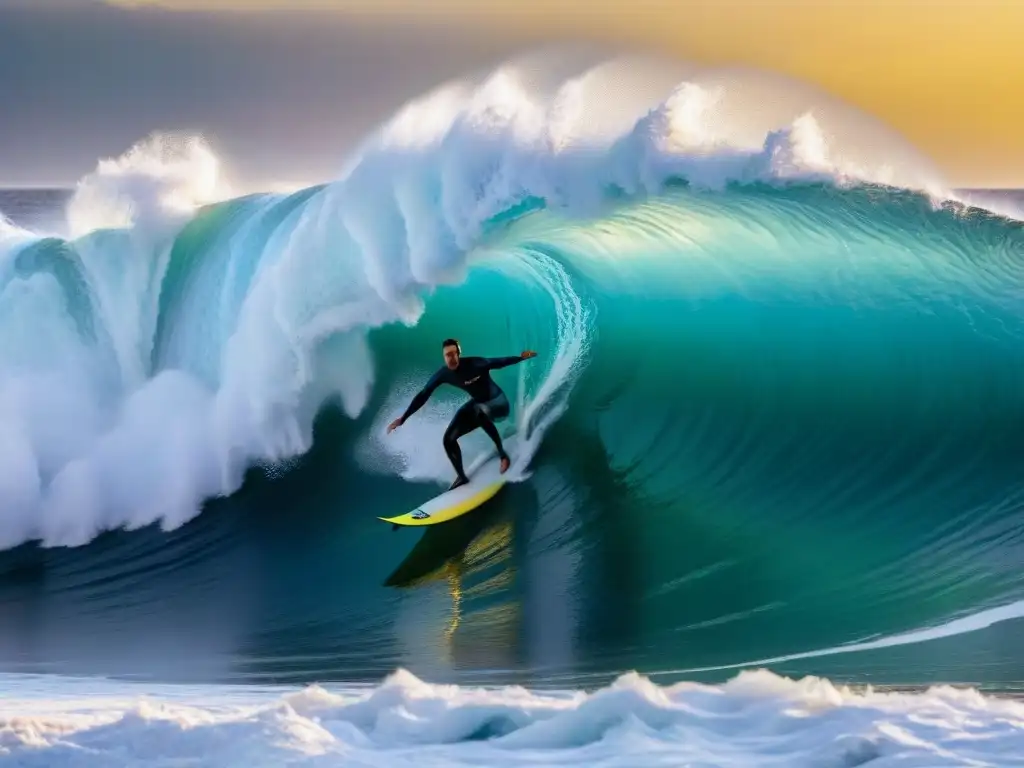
[1,0,1020,188]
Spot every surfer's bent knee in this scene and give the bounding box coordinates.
[445,401,477,441]
[443,418,461,444]
[476,393,510,421]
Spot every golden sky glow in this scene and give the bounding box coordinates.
[105,0,1024,187]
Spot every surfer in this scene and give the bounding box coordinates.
[387,338,538,490]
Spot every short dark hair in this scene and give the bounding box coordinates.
[442,338,461,353]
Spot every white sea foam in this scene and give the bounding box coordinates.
[66,132,231,238]
[1,667,1022,766]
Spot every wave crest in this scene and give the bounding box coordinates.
[0,51,1011,553]
[67,132,230,238]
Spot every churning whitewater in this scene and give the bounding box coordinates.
[2,50,1024,766]
[4,668,1024,767]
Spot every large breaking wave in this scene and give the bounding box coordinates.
[1,51,1024,690]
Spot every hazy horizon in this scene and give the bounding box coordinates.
[0,5,533,189]
[2,1,1022,189]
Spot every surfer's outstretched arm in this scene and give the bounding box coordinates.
[483,351,537,370]
[388,370,444,432]
[401,372,444,421]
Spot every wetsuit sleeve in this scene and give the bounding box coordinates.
[481,355,525,370]
[400,369,445,421]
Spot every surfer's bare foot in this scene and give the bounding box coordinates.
[499,455,510,474]
[449,475,469,491]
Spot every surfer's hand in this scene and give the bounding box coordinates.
[387,417,403,434]
[520,350,537,359]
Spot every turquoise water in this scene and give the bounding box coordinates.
[1,179,1024,690]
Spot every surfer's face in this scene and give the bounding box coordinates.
[443,344,460,369]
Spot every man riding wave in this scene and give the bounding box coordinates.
[387,338,537,490]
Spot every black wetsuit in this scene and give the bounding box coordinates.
[400,355,525,484]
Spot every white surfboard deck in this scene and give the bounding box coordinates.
[380,437,518,527]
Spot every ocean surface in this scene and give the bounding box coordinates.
[2,53,1024,765]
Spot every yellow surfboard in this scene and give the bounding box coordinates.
[379,444,514,528]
